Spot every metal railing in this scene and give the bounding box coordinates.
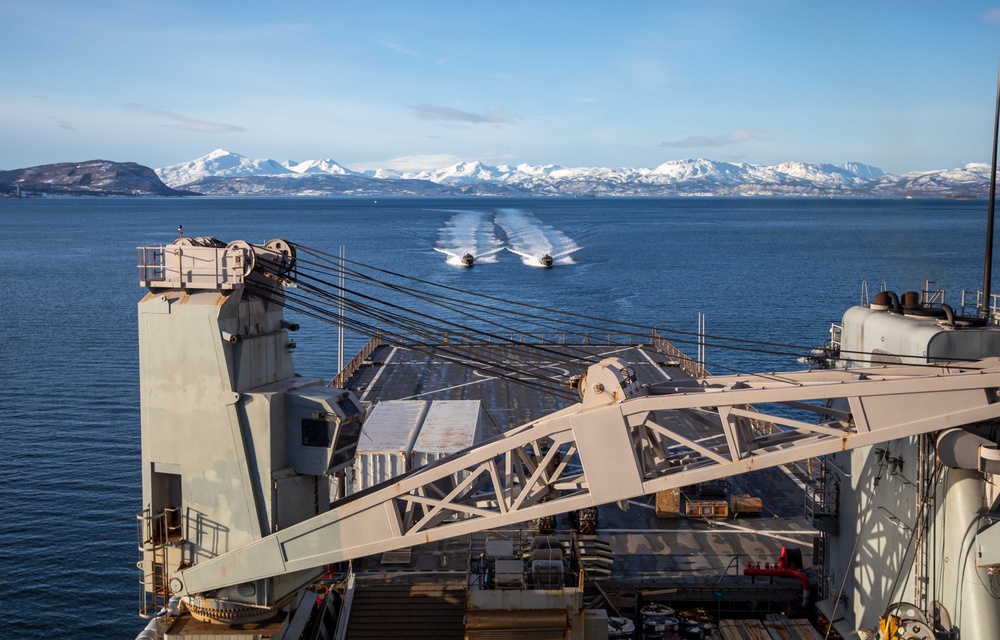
[137,243,246,290]
[330,332,383,389]
[960,289,1000,323]
[805,473,839,521]
[650,330,710,379]
[136,507,182,620]
[137,246,167,286]
[437,332,636,345]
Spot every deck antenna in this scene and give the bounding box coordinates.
[697,312,706,372]
[982,62,1000,321]
[338,245,345,374]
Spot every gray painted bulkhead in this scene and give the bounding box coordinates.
[823,303,1000,638]
[137,242,365,619]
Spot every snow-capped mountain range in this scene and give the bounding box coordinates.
[155,149,996,198]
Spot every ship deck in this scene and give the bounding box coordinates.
[337,340,819,623]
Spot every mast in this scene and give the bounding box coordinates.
[338,245,345,373]
[982,63,1000,320]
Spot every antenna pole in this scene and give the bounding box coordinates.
[338,246,345,373]
[983,63,1000,320]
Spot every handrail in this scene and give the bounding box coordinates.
[136,507,184,620]
[332,572,356,640]
[649,331,711,379]
[330,332,383,389]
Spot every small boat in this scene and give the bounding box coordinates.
[539,254,553,268]
[461,253,475,267]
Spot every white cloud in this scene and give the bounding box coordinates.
[50,116,76,131]
[123,104,246,133]
[410,104,514,124]
[372,37,422,58]
[659,128,766,148]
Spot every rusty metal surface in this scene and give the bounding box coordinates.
[165,613,286,638]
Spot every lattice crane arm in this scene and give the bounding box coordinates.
[172,357,1000,596]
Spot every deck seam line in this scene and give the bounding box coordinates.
[360,346,398,402]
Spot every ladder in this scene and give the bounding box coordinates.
[138,508,178,619]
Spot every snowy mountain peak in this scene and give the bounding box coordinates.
[153,150,993,199]
[515,162,562,175]
[157,149,292,185]
[651,158,745,181]
[284,158,356,176]
[402,160,507,185]
[839,161,885,178]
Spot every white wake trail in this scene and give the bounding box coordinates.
[493,208,581,267]
[434,210,504,266]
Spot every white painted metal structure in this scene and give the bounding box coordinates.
[411,400,488,469]
[347,400,428,495]
[172,353,1000,597]
[819,294,1000,638]
[137,236,1000,639]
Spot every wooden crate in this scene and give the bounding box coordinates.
[729,493,764,517]
[719,619,769,640]
[719,617,823,640]
[655,488,681,518]
[685,499,729,519]
[764,614,824,639]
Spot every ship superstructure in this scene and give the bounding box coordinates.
[810,285,1000,639]
[135,236,366,631]
[133,234,1000,640]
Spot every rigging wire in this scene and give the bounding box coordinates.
[287,266,601,367]
[256,296,580,402]
[244,280,582,400]
[260,273,811,398]
[256,255,604,368]
[296,256,646,355]
[290,244,975,367]
[251,246,986,390]
[290,253,821,364]
[284,292,570,383]
[281,298,591,390]
[318,258,602,342]
[291,274,973,377]
[296,245,791,341]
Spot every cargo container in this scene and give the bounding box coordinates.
[411,400,487,471]
[347,400,429,495]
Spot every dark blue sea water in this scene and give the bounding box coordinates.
[0,196,993,638]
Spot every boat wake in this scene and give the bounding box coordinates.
[434,210,504,267]
[494,208,581,267]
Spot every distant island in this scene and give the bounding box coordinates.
[0,160,191,197]
[2,149,996,198]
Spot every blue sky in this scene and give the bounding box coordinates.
[3,1,1000,174]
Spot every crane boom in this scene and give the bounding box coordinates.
[172,356,1000,596]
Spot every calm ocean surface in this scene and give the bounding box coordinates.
[0,196,993,637]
